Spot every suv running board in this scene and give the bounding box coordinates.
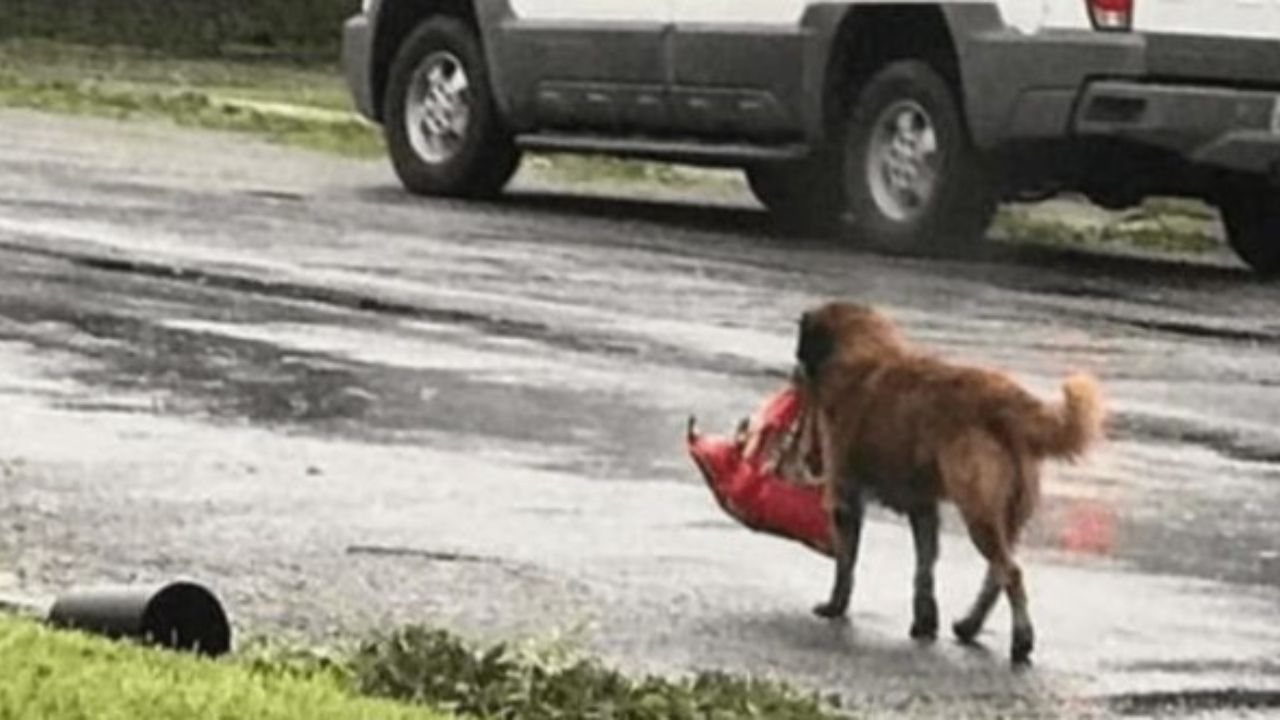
[516,133,811,167]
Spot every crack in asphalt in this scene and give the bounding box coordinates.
[345,545,501,565]
[1110,316,1280,345]
[1108,688,1280,715]
[1110,411,1280,466]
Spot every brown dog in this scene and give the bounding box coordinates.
[793,302,1104,664]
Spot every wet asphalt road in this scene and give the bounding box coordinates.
[0,109,1278,717]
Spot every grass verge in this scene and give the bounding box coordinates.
[4,614,847,719]
[349,625,846,720]
[0,615,449,720]
[0,38,730,189]
[992,202,1221,256]
[0,39,381,156]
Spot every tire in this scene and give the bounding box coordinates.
[383,17,520,198]
[745,160,843,235]
[1219,185,1280,277]
[842,60,995,254]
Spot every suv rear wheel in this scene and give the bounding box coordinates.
[1220,184,1280,277]
[384,17,520,198]
[842,60,995,254]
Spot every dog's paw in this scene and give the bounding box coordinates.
[910,598,939,640]
[812,601,848,620]
[910,620,938,641]
[1011,625,1035,666]
[952,617,982,644]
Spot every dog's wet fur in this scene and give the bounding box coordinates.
[791,302,1104,665]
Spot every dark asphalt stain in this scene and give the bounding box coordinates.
[969,241,1249,287]
[1111,412,1280,465]
[435,188,780,240]
[51,400,156,415]
[242,189,307,203]
[345,545,500,564]
[1118,658,1280,675]
[0,242,775,381]
[0,253,684,481]
[1109,316,1280,344]
[1108,688,1280,716]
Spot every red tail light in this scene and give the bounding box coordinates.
[1088,0,1133,31]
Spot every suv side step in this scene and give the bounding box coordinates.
[516,133,811,167]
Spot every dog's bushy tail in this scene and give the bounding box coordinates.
[1025,373,1105,460]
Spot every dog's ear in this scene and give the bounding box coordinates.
[795,309,834,380]
[797,310,813,335]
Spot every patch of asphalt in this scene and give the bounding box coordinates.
[6,232,1280,480]
[1110,411,1280,466]
[0,238,784,385]
[1007,290,1280,348]
[1103,316,1280,345]
[0,272,694,484]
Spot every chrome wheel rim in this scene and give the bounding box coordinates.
[404,51,472,164]
[866,99,940,223]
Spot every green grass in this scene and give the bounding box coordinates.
[1,612,849,720]
[0,0,352,61]
[0,615,848,720]
[350,625,848,720]
[0,38,381,156]
[0,39,350,107]
[992,203,1221,256]
[0,38,735,187]
[0,615,451,720]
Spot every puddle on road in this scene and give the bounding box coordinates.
[0,277,688,482]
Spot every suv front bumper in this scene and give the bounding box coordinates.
[342,14,377,122]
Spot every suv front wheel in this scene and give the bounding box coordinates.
[384,17,521,198]
[843,60,995,254]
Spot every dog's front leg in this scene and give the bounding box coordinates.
[908,505,941,640]
[814,483,864,619]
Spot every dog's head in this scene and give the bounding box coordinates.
[796,302,903,379]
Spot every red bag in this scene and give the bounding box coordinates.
[687,386,833,557]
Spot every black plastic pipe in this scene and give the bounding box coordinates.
[47,581,231,657]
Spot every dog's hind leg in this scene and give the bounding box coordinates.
[941,434,1036,664]
[953,564,1001,644]
[908,505,940,640]
[958,517,1034,664]
[1002,557,1034,665]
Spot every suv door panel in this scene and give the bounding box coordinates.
[492,0,672,132]
[669,27,806,138]
[670,1,810,139]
